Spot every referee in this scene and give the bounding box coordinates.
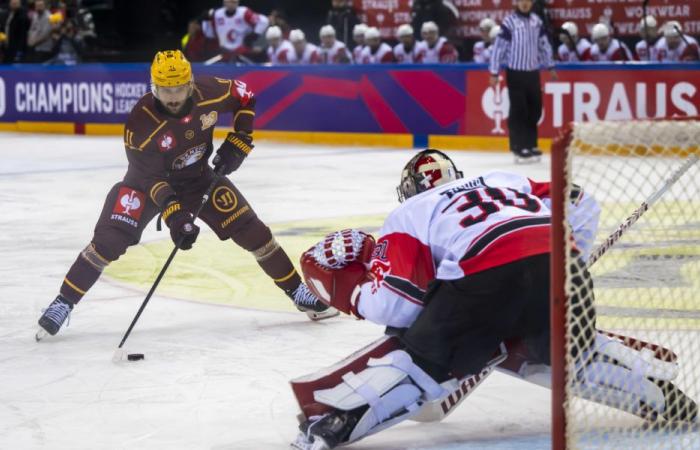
[489,0,557,163]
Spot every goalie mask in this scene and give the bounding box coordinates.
[397,149,463,202]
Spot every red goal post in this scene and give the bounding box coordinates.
[550,118,700,449]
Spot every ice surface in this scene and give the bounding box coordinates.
[0,134,557,449]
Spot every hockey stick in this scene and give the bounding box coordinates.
[586,154,699,268]
[112,170,223,362]
[642,0,651,61]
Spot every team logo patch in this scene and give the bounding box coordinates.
[185,130,195,140]
[212,186,238,213]
[200,111,218,131]
[180,115,192,124]
[369,260,391,294]
[111,187,145,228]
[158,130,177,152]
[233,80,253,106]
[172,143,207,170]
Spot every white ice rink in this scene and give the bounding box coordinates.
[1,133,562,450]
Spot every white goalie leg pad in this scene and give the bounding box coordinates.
[312,350,446,444]
[593,332,679,381]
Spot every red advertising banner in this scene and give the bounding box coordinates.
[354,0,700,39]
[464,69,700,138]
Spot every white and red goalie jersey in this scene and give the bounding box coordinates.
[267,40,296,64]
[557,38,592,61]
[302,171,600,329]
[203,6,269,53]
[417,37,458,63]
[359,43,396,64]
[590,38,633,61]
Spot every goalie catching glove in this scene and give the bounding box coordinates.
[213,131,254,175]
[300,229,375,317]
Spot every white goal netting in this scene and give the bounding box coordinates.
[556,119,700,449]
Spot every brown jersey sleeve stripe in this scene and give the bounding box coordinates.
[234,109,255,122]
[197,79,232,107]
[141,106,162,125]
[149,181,170,204]
[138,121,167,150]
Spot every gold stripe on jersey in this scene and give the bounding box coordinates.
[193,85,204,101]
[138,121,167,150]
[141,106,162,125]
[149,181,169,204]
[233,109,255,128]
[197,79,232,107]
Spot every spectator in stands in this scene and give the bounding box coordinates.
[268,9,290,38]
[557,21,591,61]
[473,17,495,63]
[656,21,699,62]
[411,0,459,43]
[351,23,366,63]
[417,21,458,63]
[326,0,360,47]
[394,24,421,63]
[47,16,83,65]
[265,25,295,64]
[358,26,394,64]
[635,15,658,61]
[182,19,217,62]
[589,23,632,61]
[2,0,30,63]
[319,24,351,64]
[27,0,53,62]
[202,0,269,63]
[290,29,321,64]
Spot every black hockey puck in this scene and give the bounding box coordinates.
[127,353,145,361]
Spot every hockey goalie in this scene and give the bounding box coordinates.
[290,149,698,449]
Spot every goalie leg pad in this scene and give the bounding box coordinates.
[591,332,679,381]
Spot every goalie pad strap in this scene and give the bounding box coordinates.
[368,350,445,400]
[342,372,390,423]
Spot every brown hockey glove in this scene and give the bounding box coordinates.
[162,200,200,250]
[212,131,253,175]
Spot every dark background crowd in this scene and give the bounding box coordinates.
[0,0,698,65]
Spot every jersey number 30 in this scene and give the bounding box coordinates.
[455,187,540,227]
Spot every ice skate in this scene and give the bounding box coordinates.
[36,295,73,340]
[288,283,339,321]
[513,148,541,164]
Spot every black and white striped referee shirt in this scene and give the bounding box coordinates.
[488,11,554,74]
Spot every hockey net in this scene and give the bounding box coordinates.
[551,118,700,449]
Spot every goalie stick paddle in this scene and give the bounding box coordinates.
[586,154,699,268]
[112,170,223,362]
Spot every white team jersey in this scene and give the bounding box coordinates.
[416,37,457,63]
[356,171,600,328]
[320,40,352,64]
[267,40,296,65]
[353,45,364,63]
[473,40,489,63]
[394,42,421,63]
[590,38,633,61]
[204,6,269,51]
[295,42,321,64]
[557,38,592,61]
[655,35,699,62]
[359,42,394,64]
[635,39,659,61]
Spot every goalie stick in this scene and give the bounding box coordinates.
[586,154,699,268]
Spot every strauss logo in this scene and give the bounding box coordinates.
[481,75,509,134]
[119,190,142,216]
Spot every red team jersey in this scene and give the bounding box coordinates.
[590,38,633,61]
[295,43,322,64]
[355,171,600,328]
[557,38,592,61]
[320,40,352,64]
[267,40,295,64]
[655,35,700,62]
[394,42,423,63]
[203,6,269,52]
[416,37,458,63]
[359,43,395,64]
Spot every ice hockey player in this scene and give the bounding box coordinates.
[36,50,337,339]
[265,26,295,65]
[358,27,395,64]
[201,0,269,63]
[589,23,632,61]
[635,15,659,61]
[557,21,591,62]
[351,24,367,63]
[290,149,697,449]
[472,18,495,63]
[655,21,700,62]
[289,29,321,65]
[319,25,352,64]
[416,21,458,63]
[393,24,421,63]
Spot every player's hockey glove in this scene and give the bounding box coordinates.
[213,131,253,175]
[162,200,200,250]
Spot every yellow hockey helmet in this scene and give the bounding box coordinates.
[151,50,192,88]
